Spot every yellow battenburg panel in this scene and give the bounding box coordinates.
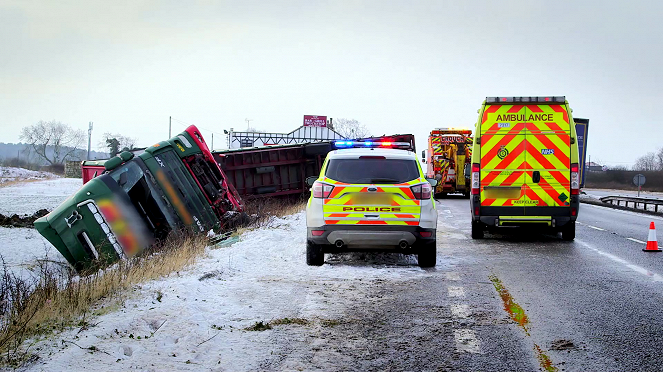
[321,178,425,226]
[478,103,574,208]
[479,104,528,207]
[522,105,571,207]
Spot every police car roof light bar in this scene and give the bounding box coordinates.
[333,141,412,150]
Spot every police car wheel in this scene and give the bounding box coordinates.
[306,240,324,266]
[417,241,437,268]
[561,222,576,241]
[471,220,484,239]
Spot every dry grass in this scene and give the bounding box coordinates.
[242,197,307,228]
[0,179,44,189]
[0,236,207,366]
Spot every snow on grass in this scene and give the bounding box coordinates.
[0,227,66,279]
[0,167,59,184]
[23,211,434,371]
[0,178,82,216]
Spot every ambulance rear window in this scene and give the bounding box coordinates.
[325,158,419,184]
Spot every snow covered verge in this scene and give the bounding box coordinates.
[20,211,426,371]
[0,167,59,184]
[0,177,82,216]
[0,177,82,278]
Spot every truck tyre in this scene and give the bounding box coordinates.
[471,220,484,239]
[418,241,437,268]
[306,240,324,266]
[561,222,576,241]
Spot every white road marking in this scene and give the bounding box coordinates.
[454,329,481,353]
[448,286,465,298]
[450,304,471,318]
[445,272,461,281]
[588,225,606,231]
[627,238,646,244]
[577,239,663,282]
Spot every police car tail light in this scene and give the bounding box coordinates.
[312,182,334,198]
[471,163,480,195]
[570,163,580,195]
[410,183,432,200]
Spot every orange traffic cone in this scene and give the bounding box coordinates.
[643,222,661,252]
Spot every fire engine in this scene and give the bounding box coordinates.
[422,128,473,198]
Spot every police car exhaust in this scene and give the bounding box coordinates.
[306,140,438,267]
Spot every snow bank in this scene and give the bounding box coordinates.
[0,166,59,184]
[24,211,432,371]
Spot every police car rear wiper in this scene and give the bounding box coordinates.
[370,178,400,183]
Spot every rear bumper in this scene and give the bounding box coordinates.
[470,195,578,228]
[307,225,436,252]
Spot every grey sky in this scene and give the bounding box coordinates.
[1,0,661,166]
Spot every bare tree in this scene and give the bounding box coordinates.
[656,147,663,171]
[19,121,85,165]
[98,132,137,157]
[633,152,657,171]
[331,118,371,139]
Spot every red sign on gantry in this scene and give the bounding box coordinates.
[303,115,327,127]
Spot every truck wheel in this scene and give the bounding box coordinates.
[561,222,576,241]
[418,241,437,268]
[471,220,484,239]
[463,191,470,199]
[306,240,324,266]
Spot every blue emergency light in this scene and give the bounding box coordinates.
[333,141,411,149]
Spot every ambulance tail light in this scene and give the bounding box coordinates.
[411,183,432,200]
[570,163,580,195]
[471,163,480,195]
[312,182,334,198]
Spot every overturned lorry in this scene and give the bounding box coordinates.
[35,126,243,272]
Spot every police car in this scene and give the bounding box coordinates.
[305,140,438,267]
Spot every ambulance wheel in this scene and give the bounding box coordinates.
[561,222,576,241]
[306,240,324,266]
[471,220,484,239]
[418,241,437,268]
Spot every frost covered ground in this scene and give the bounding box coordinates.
[0,167,59,184]
[0,178,82,216]
[22,212,431,371]
[0,175,82,277]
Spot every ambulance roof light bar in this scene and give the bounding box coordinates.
[333,141,413,150]
[486,96,565,104]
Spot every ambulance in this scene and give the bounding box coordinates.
[305,141,438,267]
[469,96,580,240]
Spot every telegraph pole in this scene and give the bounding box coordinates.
[211,133,214,150]
[169,116,172,138]
[87,122,93,160]
[245,118,253,130]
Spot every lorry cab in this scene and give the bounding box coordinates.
[469,96,580,240]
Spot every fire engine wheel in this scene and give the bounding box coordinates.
[471,220,484,239]
[417,241,437,268]
[306,240,324,266]
[561,222,576,241]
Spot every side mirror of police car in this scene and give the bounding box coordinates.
[305,176,317,187]
[426,178,438,187]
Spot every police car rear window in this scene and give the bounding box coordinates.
[325,158,419,184]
